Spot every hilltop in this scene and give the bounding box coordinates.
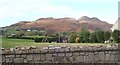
[1,16,113,34]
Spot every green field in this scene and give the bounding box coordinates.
[1,37,115,48]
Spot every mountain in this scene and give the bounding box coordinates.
[2,16,113,34]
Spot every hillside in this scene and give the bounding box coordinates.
[1,16,113,34]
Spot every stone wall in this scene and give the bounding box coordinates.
[1,44,120,64]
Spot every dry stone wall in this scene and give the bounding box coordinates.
[1,44,120,64]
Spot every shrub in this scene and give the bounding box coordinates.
[112,30,120,43]
[96,30,105,43]
[83,30,90,43]
[90,32,97,43]
[75,37,80,43]
[68,32,76,43]
[79,28,90,43]
[79,31,84,43]
[104,31,111,41]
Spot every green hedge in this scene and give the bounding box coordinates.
[34,37,54,43]
[7,36,58,43]
[22,36,54,43]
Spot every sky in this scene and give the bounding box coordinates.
[0,0,119,27]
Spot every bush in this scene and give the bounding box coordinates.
[79,31,84,43]
[18,36,53,43]
[68,34,75,43]
[34,38,43,42]
[75,37,80,43]
[79,28,90,43]
[104,31,111,41]
[34,37,53,43]
[112,30,120,43]
[68,32,77,43]
[90,32,97,43]
[96,30,105,43]
[83,30,90,43]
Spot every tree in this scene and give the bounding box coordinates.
[83,29,90,43]
[96,30,105,43]
[79,28,90,43]
[112,30,120,43]
[104,31,111,41]
[79,30,84,43]
[90,32,97,43]
[68,32,76,43]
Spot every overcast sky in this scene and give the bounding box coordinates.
[0,0,119,27]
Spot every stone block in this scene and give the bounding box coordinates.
[41,49,48,53]
[55,48,60,52]
[14,58,23,63]
[15,50,22,54]
[5,55,14,58]
[69,47,75,52]
[65,48,70,52]
[58,53,65,56]
[2,56,5,63]
[112,51,117,55]
[79,52,84,56]
[64,57,71,63]
[46,54,52,61]
[70,56,76,62]
[23,59,28,63]
[109,54,115,61]
[59,48,65,52]
[48,49,55,53]
[84,55,89,62]
[75,47,81,51]
[33,49,40,53]
[54,56,64,63]
[114,55,118,62]
[78,56,84,62]
[94,54,99,62]
[3,50,14,54]
[94,52,98,55]
[15,55,21,58]
[88,52,94,62]
[33,54,40,61]
[99,52,105,61]
[5,58,13,63]
[26,55,33,61]
[105,54,110,61]
[40,54,46,61]
[73,52,79,56]
[52,54,57,57]
[22,50,28,53]
[66,53,72,57]
[21,55,27,58]
[84,52,89,56]
[28,49,35,53]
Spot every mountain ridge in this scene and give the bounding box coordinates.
[2,16,113,33]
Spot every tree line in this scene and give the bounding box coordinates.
[4,28,120,43]
[68,29,120,43]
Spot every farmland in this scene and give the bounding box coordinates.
[1,37,114,48]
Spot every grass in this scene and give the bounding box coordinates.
[2,37,35,48]
[1,37,115,48]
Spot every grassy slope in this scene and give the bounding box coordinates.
[1,37,114,48]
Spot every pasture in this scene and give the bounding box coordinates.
[1,37,114,48]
